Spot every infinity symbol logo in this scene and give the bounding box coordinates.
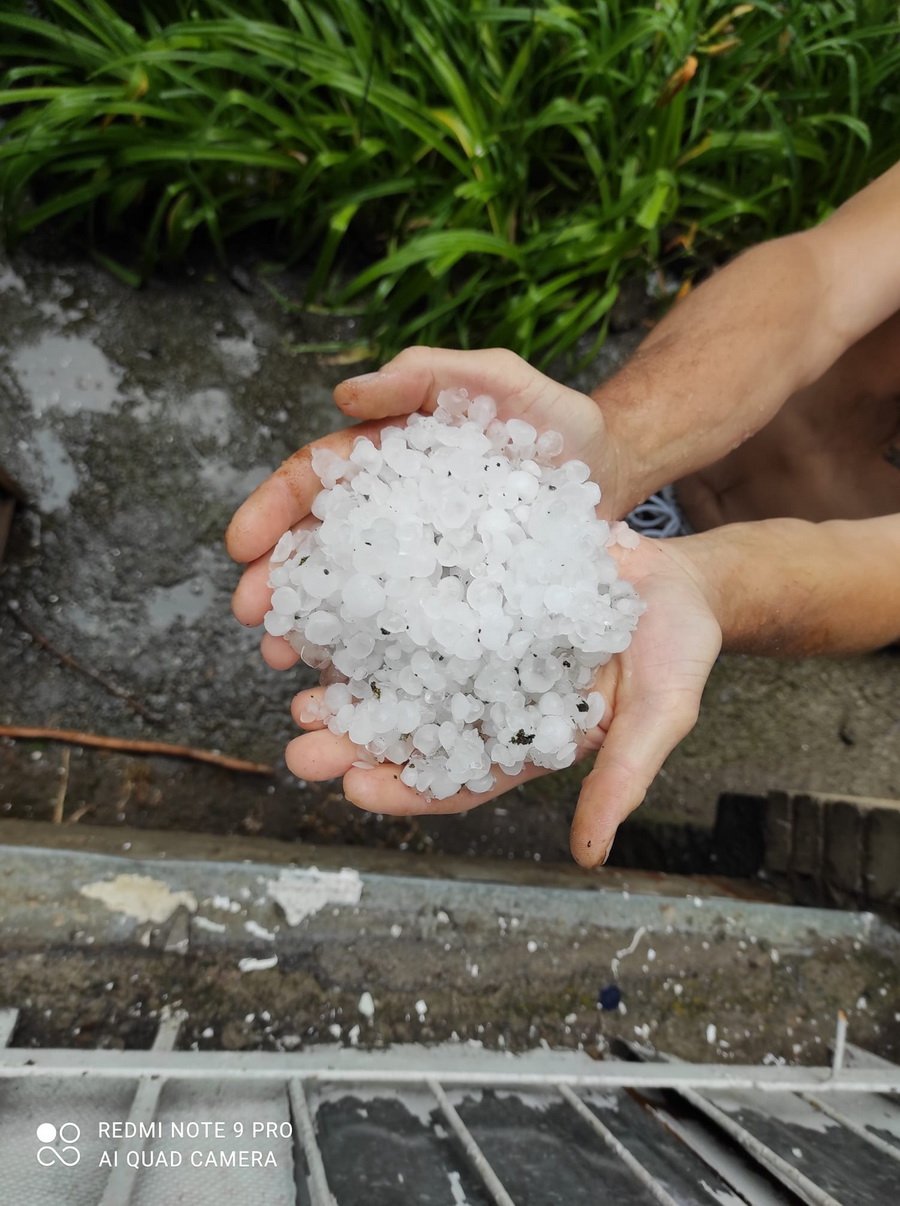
[36,1122,81,1167]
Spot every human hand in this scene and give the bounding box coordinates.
[281,535,722,868]
[227,347,627,674]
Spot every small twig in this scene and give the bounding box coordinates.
[0,726,273,777]
[7,604,160,723]
[65,802,95,826]
[51,746,71,824]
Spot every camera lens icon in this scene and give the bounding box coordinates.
[36,1122,81,1166]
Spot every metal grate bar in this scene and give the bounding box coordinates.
[558,1084,680,1206]
[288,1079,334,1206]
[843,1042,898,1072]
[831,1010,848,1077]
[149,1010,188,1055]
[97,1010,185,1206]
[427,1078,516,1206]
[0,1009,18,1048]
[800,1092,900,1163]
[674,1085,844,1206]
[0,1049,897,1093]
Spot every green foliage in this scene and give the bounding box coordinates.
[1,1,898,364]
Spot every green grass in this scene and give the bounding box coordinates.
[1,1,899,364]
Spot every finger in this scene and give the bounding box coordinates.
[261,633,300,670]
[291,687,329,730]
[285,730,358,781]
[569,695,700,869]
[333,346,553,422]
[343,758,548,816]
[232,555,273,626]
[225,420,385,564]
[231,516,319,626]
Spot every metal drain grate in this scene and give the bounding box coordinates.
[0,1010,898,1205]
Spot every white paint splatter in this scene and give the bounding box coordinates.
[448,1170,469,1204]
[238,955,278,973]
[192,916,227,934]
[267,867,362,926]
[245,919,275,941]
[699,1179,747,1206]
[80,874,196,924]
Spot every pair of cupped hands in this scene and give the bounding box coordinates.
[227,348,723,867]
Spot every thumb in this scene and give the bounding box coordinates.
[569,694,700,869]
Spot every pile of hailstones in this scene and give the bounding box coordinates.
[264,389,645,800]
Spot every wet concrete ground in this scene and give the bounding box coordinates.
[0,248,898,870]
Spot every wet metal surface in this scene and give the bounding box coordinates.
[0,1007,898,1205]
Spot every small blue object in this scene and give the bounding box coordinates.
[598,984,621,1011]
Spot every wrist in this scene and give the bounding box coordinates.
[668,519,806,655]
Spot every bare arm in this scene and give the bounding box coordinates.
[679,513,900,656]
[596,161,900,504]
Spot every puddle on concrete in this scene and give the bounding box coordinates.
[64,602,104,638]
[216,333,261,377]
[0,265,27,297]
[144,575,219,631]
[175,386,236,445]
[197,457,271,499]
[10,332,126,417]
[28,429,79,511]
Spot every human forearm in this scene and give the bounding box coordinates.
[594,235,844,507]
[595,162,900,509]
[677,514,900,656]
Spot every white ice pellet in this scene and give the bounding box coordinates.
[358,991,375,1019]
[265,388,645,800]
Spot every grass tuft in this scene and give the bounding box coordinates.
[2,1,899,364]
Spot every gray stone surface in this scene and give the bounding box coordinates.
[0,248,898,869]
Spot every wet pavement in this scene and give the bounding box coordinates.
[0,247,898,869]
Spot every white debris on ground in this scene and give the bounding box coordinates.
[237,955,278,973]
[79,874,197,924]
[358,991,375,1019]
[267,866,362,926]
[265,387,644,799]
